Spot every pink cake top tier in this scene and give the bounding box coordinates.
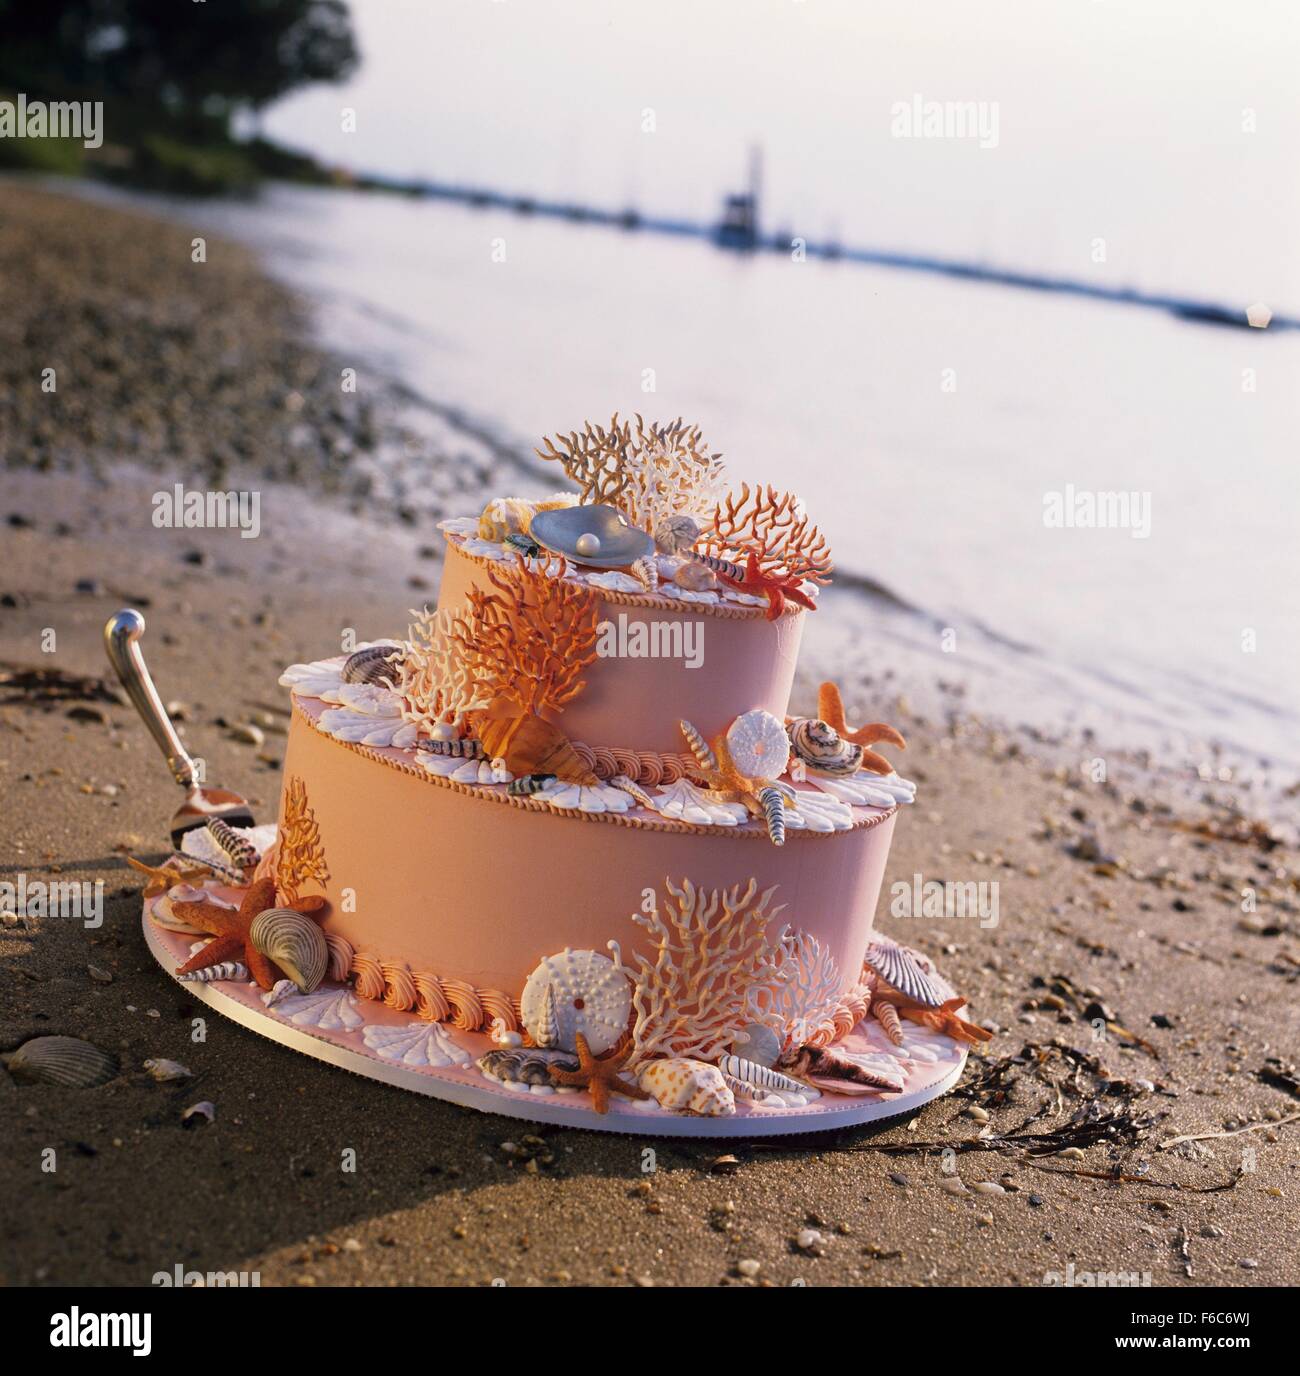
[436,535,807,756]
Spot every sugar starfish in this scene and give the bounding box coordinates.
[715,551,818,622]
[547,1033,650,1114]
[167,875,326,990]
[127,855,213,900]
[817,681,907,774]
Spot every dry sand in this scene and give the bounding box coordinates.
[1,185,1297,1288]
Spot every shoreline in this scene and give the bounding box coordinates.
[1,182,1297,1288]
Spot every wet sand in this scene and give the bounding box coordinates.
[1,185,1297,1287]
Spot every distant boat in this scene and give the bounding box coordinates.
[713,146,762,250]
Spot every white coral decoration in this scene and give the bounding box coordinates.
[362,1021,471,1068]
[608,877,788,1064]
[646,778,748,826]
[394,604,493,739]
[619,423,726,532]
[754,930,843,1049]
[317,681,421,748]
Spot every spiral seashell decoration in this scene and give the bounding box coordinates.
[249,907,329,994]
[787,717,864,778]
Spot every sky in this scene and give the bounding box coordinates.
[261,0,1300,303]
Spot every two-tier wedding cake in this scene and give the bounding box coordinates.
[136,416,988,1133]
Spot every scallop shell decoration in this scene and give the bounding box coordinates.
[249,908,329,994]
[724,709,791,782]
[3,1035,118,1088]
[529,503,655,569]
[863,940,954,1008]
[478,1047,579,1087]
[270,986,365,1032]
[638,1058,736,1117]
[362,1022,471,1068]
[787,718,863,778]
[519,949,633,1056]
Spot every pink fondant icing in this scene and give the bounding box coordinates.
[279,697,897,998]
[435,541,806,755]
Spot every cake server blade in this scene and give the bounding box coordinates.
[103,608,257,848]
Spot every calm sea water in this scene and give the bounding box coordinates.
[75,183,1300,771]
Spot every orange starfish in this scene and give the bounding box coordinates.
[817,681,907,774]
[167,876,326,990]
[547,1034,651,1114]
[715,552,818,622]
[127,855,213,900]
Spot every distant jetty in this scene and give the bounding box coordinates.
[352,163,1294,334]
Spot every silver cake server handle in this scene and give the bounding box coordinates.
[103,608,197,786]
[104,608,257,845]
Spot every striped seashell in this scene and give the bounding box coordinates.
[725,710,791,782]
[609,773,654,808]
[420,737,486,759]
[4,1035,118,1088]
[787,718,864,778]
[508,773,555,796]
[690,550,745,582]
[638,1058,735,1117]
[250,908,328,994]
[204,817,260,873]
[653,514,700,554]
[757,784,787,846]
[342,643,404,687]
[678,719,718,777]
[630,556,659,592]
[874,999,905,1046]
[179,960,249,984]
[721,1072,779,1104]
[477,1047,579,1086]
[716,1054,808,1096]
[863,941,951,1008]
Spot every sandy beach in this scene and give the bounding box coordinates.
[2,185,1297,1288]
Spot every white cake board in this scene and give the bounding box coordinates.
[144,909,968,1138]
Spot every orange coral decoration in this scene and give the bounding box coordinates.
[707,484,834,578]
[276,775,330,903]
[455,556,602,782]
[536,415,638,509]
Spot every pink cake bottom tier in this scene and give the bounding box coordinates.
[277,705,898,999]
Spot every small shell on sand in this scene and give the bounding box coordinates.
[4,1035,118,1088]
